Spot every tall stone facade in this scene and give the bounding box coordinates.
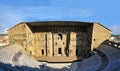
[8,21,111,61]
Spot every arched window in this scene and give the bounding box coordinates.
[58,33,63,40]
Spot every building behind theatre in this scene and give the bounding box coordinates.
[8,21,111,61]
[0,34,9,47]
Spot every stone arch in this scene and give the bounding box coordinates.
[58,33,63,40]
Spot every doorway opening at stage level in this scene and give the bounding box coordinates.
[76,49,78,56]
[42,49,44,55]
[58,48,62,54]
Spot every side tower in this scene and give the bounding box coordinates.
[91,22,112,50]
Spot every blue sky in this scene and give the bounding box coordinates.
[0,0,120,34]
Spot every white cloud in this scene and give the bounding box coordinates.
[111,24,120,35]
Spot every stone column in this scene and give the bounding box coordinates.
[47,32,53,57]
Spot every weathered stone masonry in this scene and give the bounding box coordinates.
[8,21,111,61]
